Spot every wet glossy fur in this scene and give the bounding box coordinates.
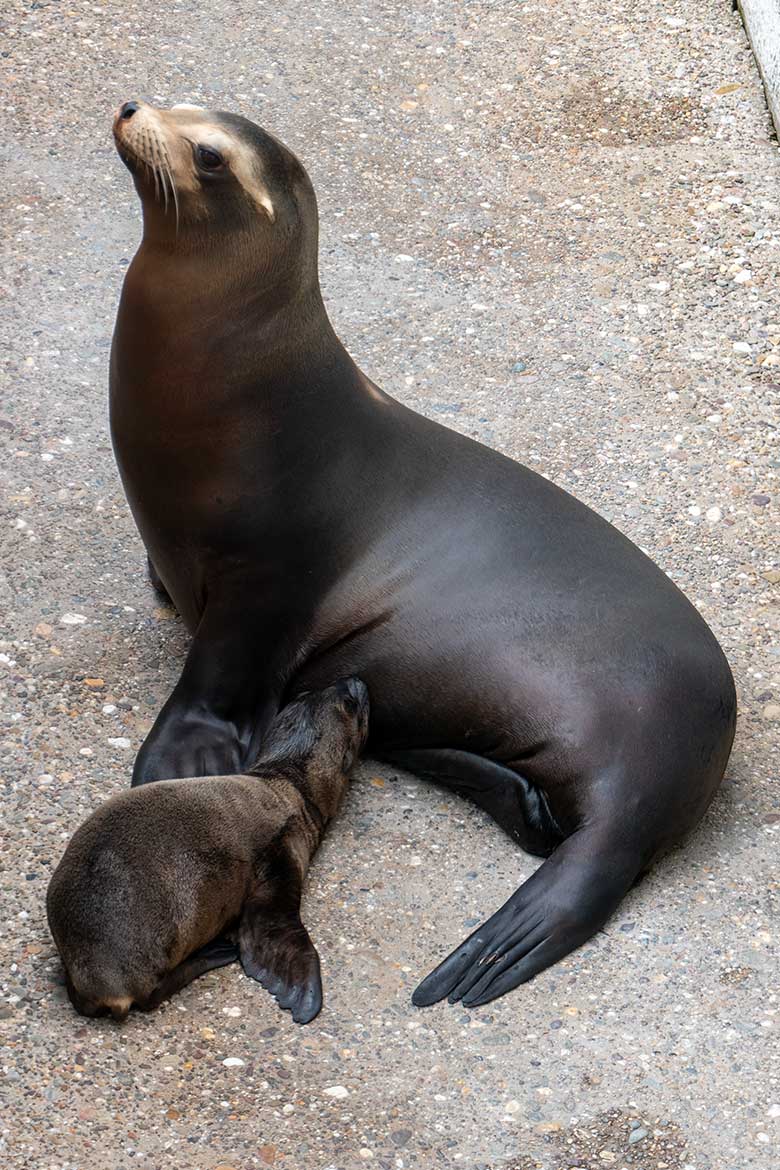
[109,102,736,1009]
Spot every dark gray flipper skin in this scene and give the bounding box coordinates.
[110,102,736,1008]
[380,748,565,858]
[239,896,323,1025]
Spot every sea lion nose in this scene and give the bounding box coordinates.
[119,101,140,121]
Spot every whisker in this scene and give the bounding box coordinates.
[143,129,161,204]
[151,133,169,214]
[162,145,180,234]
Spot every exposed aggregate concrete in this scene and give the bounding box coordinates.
[0,2,778,1168]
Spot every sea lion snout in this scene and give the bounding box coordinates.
[65,977,131,1022]
[336,675,370,719]
[112,97,149,137]
[330,676,370,773]
[305,676,370,756]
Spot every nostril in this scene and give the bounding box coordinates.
[119,101,139,120]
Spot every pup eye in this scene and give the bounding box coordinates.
[196,146,224,170]
[341,696,359,716]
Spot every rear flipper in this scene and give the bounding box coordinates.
[380,748,564,858]
[413,826,645,1009]
[142,936,240,1011]
[239,894,323,1025]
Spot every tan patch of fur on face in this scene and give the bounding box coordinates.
[117,103,276,221]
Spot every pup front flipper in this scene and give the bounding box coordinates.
[239,894,322,1024]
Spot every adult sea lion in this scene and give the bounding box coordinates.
[47,678,369,1023]
[109,100,736,1009]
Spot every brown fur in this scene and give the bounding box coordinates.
[47,679,368,1024]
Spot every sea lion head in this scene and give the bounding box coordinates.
[257,677,370,784]
[112,99,318,269]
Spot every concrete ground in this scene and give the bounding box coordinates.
[1,1,778,1167]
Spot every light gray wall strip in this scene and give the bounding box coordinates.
[739,0,780,135]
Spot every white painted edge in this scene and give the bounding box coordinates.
[739,0,780,136]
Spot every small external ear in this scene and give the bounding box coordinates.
[250,187,276,223]
[239,889,322,1024]
[229,144,276,222]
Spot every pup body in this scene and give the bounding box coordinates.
[47,679,368,1023]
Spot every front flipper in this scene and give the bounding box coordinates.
[239,896,323,1025]
[132,601,284,785]
[133,697,256,785]
[413,826,644,1009]
[142,936,240,1011]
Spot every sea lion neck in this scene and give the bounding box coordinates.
[126,228,326,336]
[115,238,363,410]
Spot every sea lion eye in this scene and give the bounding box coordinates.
[341,695,359,716]
[196,146,224,171]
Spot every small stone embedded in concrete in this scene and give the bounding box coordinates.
[1,5,777,1169]
[60,612,87,625]
[628,1126,649,1144]
[323,1085,349,1099]
[222,1057,245,1068]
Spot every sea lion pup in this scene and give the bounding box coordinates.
[109,101,736,1010]
[46,678,369,1024]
